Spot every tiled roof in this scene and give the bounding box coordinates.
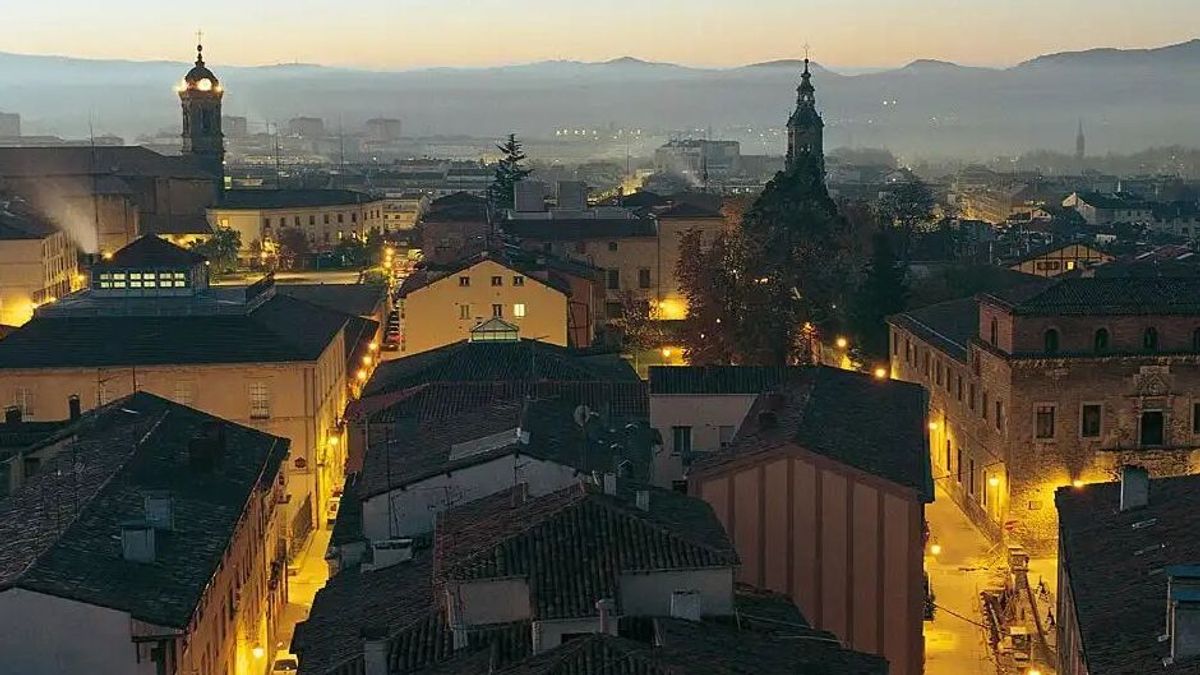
[0,392,288,629]
[1073,191,1148,210]
[276,283,387,318]
[138,213,214,236]
[501,217,656,241]
[329,473,364,548]
[1005,241,1111,266]
[0,293,348,368]
[1056,474,1200,674]
[102,234,207,267]
[397,251,569,298]
[653,201,723,219]
[648,366,807,395]
[364,340,638,398]
[362,381,648,426]
[888,296,980,360]
[359,396,655,498]
[983,276,1200,315]
[219,189,378,210]
[691,367,932,502]
[434,482,738,620]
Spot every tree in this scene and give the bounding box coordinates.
[848,231,909,365]
[878,178,935,263]
[488,134,533,212]
[676,228,744,365]
[333,237,367,268]
[190,227,241,275]
[276,227,311,269]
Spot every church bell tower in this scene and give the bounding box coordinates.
[786,58,824,174]
[178,39,225,186]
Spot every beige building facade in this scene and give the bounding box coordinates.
[207,189,385,260]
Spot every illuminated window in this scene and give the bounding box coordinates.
[513,303,526,318]
[249,381,270,419]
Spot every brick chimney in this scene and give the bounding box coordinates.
[1120,465,1149,511]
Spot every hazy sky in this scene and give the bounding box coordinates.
[4,0,1198,69]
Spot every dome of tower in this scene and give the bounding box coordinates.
[182,44,220,92]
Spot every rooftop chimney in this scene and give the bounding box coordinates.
[143,491,174,530]
[670,589,703,622]
[67,395,81,421]
[595,598,616,634]
[635,490,650,512]
[360,624,389,675]
[1120,465,1149,511]
[1166,565,1200,664]
[511,483,529,507]
[603,472,617,496]
[4,406,21,426]
[121,521,156,563]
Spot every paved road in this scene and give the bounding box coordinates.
[924,486,1004,675]
[276,528,333,657]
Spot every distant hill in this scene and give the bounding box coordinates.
[0,39,1198,158]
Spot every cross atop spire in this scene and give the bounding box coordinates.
[195,30,205,66]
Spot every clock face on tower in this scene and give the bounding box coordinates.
[196,78,213,92]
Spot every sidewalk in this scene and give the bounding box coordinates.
[277,527,333,653]
[924,486,1003,675]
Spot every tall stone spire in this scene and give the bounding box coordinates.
[1075,118,1086,163]
[178,35,225,188]
[786,58,824,174]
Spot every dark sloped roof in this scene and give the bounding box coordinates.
[887,296,980,361]
[1005,241,1111,266]
[502,217,656,241]
[359,396,653,498]
[102,234,206,267]
[0,392,288,629]
[276,283,386,318]
[137,213,213,236]
[983,276,1200,315]
[397,252,569,298]
[692,367,932,502]
[0,146,214,180]
[0,198,58,240]
[364,339,637,398]
[220,189,378,209]
[1056,474,1200,674]
[435,482,738,620]
[649,366,807,395]
[0,293,348,368]
[654,201,723,219]
[329,473,364,548]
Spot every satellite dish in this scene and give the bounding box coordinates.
[573,405,593,428]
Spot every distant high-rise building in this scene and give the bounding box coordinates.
[178,41,225,185]
[1075,118,1086,162]
[0,112,20,138]
[222,115,248,139]
[287,116,326,139]
[786,59,824,173]
[364,117,402,142]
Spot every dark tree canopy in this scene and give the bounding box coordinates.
[488,133,533,211]
[878,178,935,263]
[276,227,311,268]
[848,231,909,365]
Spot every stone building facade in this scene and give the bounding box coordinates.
[889,275,1200,552]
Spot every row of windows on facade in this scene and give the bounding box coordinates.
[458,275,525,287]
[899,336,1006,433]
[459,303,527,319]
[1033,402,1195,446]
[607,268,653,291]
[669,425,736,457]
[990,320,1200,355]
[262,210,377,228]
[96,270,189,289]
[943,444,1001,508]
[9,382,271,421]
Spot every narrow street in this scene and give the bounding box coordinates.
[276,528,333,657]
[924,486,1004,675]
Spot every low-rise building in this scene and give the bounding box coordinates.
[1063,191,1154,226]
[418,192,491,264]
[1006,242,1113,277]
[1056,468,1200,674]
[0,392,289,675]
[208,189,385,259]
[1151,201,1200,240]
[687,366,931,675]
[889,273,1200,552]
[397,251,574,354]
[0,236,358,548]
[0,197,82,326]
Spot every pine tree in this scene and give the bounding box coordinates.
[848,231,909,365]
[488,133,533,211]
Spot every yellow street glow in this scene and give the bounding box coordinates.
[988,476,1000,487]
[1072,479,1085,488]
[362,355,373,366]
[930,544,942,556]
[873,367,888,380]
[356,369,367,380]
[661,347,673,358]
[927,421,938,431]
[368,341,379,351]
[252,645,265,660]
[835,337,848,349]
[328,436,339,447]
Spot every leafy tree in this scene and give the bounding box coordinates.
[488,134,533,212]
[334,237,367,267]
[676,228,744,365]
[276,227,311,269]
[878,178,935,263]
[359,269,389,286]
[190,227,241,275]
[848,232,909,365]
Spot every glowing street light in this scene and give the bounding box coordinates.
[252,645,265,660]
[835,337,849,349]
[356,368,368,381]
[1072,479,1085,489]
[873,367,888,380]
[988,476,1000,488]
[362,354,373,366]
[661,347,673,359]
[327,436,340,447]
[368,341,379,351]
[930,544,942,556]
[928,421,939,431]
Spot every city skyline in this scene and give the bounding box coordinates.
[2,0,1198,69]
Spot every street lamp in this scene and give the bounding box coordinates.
[835,337,848,349]
[873,367,888,380]
[930,543,942,556]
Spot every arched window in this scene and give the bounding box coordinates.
[1044,329,1060,355]
[1144,327,1159,351]
[989,318,998,345]
[1094,328,1110,353]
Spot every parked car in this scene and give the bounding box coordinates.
[271,651,298,674]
